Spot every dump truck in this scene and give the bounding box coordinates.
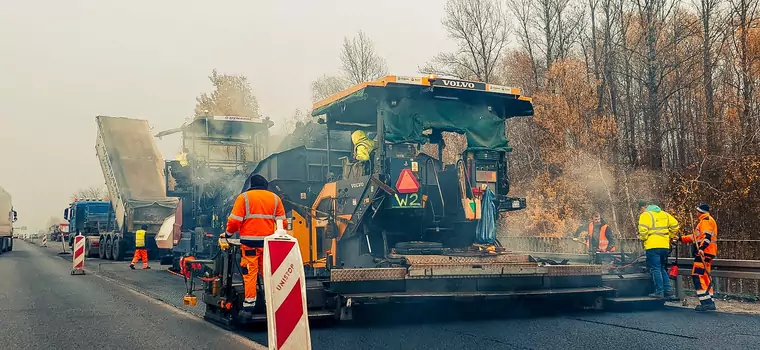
[191,75,659,327]
[153,115,273,269]
[49,222,69,242]
[0,186,17,254]
[64,199,117,257]
[95,116,179,261]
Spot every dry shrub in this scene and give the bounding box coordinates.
[667,155,760,239]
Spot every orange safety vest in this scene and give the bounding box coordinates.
[226,189,286,240]
[587,222,615,252]
[681,213,718,257]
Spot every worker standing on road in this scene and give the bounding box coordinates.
[637,200,680,299]
[221,174,286,310]
[572,212,617,253]
[129,224,150,270]
[675,204,718,311]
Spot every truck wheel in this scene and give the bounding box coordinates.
[105,238,113,260]
[112,238,124,261]
[87,242,97,258]
[0,238,6,253]
[8,238,13,251]
[98,238,106,259]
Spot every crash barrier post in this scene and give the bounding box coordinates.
[263,230,312,350]
[41,234,47,247]
[71,234,86,275]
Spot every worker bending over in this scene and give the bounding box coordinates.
[637,200,680,299]
[351,130,375,162]
[573,212,616,253]
[221,174,286,310]
[176,147,190,167]
[675,204,718,311]
[130,224,150,270]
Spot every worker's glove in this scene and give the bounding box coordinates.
[218,233,231,250]
[571,237,580,242]
[218,237,230,250]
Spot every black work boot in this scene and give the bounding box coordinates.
[129,264,136,270]
[648,292,664,299]
[695,302,717,312]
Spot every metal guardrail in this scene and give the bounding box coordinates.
[504,236,760,260]
[504,236,760,296]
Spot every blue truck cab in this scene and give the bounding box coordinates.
[64,199,116,254]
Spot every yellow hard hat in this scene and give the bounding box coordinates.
[351,130,367,143]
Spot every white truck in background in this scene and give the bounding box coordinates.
[0,186,18,254]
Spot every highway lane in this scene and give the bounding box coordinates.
[0,240,264,350]
[23,238,760,350]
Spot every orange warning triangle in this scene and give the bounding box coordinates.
[395,168,420,194]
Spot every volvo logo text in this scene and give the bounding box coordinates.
[440,79,475,89]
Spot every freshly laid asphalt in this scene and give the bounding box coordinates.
[8,238,760,350]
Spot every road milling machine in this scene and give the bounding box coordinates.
[187,75,659,328]
[95,115,272,264]
[155,115,273,268]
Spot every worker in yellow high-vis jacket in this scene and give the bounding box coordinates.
[351,130,375,162]
[637,200,679,299]
[130,224,150,270]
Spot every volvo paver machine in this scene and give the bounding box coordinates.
[188,75,658,328]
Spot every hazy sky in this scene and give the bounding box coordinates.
[0,0,456,231]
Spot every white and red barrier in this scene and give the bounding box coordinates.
[71,234,85,275]
[263,230,311,350]
[41,234,47,247]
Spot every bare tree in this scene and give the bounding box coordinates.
[282,109,313,134]
[509,0,541,87]
[311,74,350,102]
[340,31,388,84]
[71,187,107,201]
[728,0,760,153]
[421,0,510,83]
[194,69,259,119]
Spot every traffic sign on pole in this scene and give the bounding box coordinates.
[262,231,311,350]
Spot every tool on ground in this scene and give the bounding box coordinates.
[58,234,71,255]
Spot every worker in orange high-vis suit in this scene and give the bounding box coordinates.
[220,174,286,310]
[676,204,718,311]
[572,212,617,253]
[130,224,150,270]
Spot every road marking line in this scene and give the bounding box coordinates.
[567,316,698,339]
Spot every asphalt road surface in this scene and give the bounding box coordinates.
[9,238,760,350]
[0,240,264,350]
